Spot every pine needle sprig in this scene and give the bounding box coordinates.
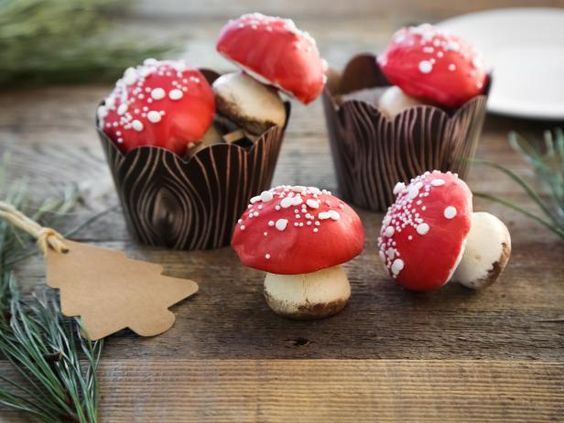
[473,128,564,239]
[0,158,104,422]
[509,128,564,226]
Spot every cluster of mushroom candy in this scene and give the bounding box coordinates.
[378,170,511,291]
[98,13,327,157]
[232,186,364,319]
[342,24,488,118]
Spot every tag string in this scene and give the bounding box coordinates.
[0,201,68,255]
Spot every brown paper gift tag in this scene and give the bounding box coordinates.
[46,240,198,340]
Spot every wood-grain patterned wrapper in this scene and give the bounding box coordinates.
[322,54,489,211]
[97,70,290,250]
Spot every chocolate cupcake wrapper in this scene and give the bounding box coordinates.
[323,54,489,211]
[97,70,290,250]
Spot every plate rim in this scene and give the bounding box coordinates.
[437,7,564,120]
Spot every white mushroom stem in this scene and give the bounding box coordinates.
[186,124,223,157]
[453,212,511,289]
[378,86,424,118]
[213,71,286,135]
[263,265,351,319]
[200,124,223,145]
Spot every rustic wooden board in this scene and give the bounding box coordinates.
[1,2,564,421]
[1,360,563,422]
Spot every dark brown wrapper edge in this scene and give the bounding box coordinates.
[96,69,291,250]
[322,53,490,212]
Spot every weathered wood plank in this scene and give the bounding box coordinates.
[2,360,563,422]
[10,236,563,361]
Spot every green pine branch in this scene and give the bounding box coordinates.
[0,0,170,87]
[0,157,104,422]
[473,128,564,240]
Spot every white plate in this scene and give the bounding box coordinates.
[438,8,564,120]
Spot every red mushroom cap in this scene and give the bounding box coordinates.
[216,13,327,105]
[377,24,488,108]
[98,59,215,156]
[231,186,365,275]
[378,171,472,291]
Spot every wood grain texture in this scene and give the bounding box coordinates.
[2,360,563,422]
[1,2,564,421]
[8,234,564,361]
[99,115,287,249]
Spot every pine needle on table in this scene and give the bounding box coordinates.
[474,128,564,239]
[0,159,103,423]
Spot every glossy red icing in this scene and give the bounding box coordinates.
[378,171,473,291]
[99,59,215,156]
[232,186,364,274]
[216,13,326,104]
[378,24,487,108]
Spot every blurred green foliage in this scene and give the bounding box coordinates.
[475,129,564,239]
[0,0,168,87]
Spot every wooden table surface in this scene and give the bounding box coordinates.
[1,1,563,421]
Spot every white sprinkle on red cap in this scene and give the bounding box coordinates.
[147,111,162,123]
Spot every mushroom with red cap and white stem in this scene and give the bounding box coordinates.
[378,171,512,291]
[98,59,215,156]
[376,23,488,116]
[378,171,473,291]
[214,13,327,135]
[231,185,364,319]
[453,212,511,289]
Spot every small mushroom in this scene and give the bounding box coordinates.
[213,71,286,135]
[263,265,351,319]
[98,59,215,156]
[186,124,223,158]
[378,170,473,291]
[377,24,487,108]
[200,124,223,145]
[216,13,327,105]
[453,212,511,289]
[231,185,364,319]
[378,86,426,118]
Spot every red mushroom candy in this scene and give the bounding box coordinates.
[378,171,473,291]
[98,59,215,156]
[378,24,488,108]
[231,185,364,319]
[216,13,327,105]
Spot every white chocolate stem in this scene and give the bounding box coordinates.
[213,71,286,135]
[263,265,351,319]
[453,212,511,289]
[378,86,424,118]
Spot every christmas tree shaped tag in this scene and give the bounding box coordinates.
[46,240,198,340]
[0,202,198,340]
